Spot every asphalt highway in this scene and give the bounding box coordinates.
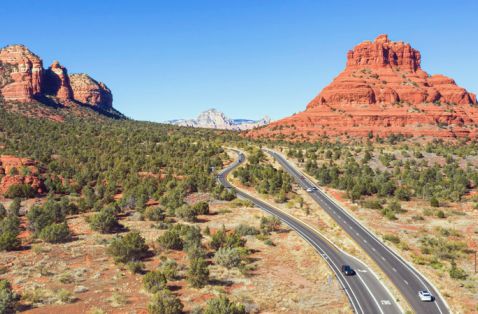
[265,148,450,314]
[218,149,402,314]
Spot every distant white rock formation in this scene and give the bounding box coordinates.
[167,108,271,131]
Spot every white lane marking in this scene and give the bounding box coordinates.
[356,272,385,314]
[364,239,367,243]
[381,256,386,261]
[372,248,376,252]
[404,280,409,285]
[357,269,368,273]
[392,267,397,272]
[381,300,391,305]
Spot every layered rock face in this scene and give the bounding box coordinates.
[169,108,271,130]
[247,35,478,140]
[0,44,115,111]
[0,45,43,102]
[69,73,113,109]
[0,155,46,196]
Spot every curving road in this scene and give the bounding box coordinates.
[265,148,450,314]
[218,149,402,314]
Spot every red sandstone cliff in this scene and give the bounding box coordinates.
[0,155,46,196]
[0,44,115,112]
[247,35,478,140]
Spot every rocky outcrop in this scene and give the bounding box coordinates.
[0,45,43,102]
[168,108,271,130]
[247,35,478,140]
[69,73,113,109]
[43,60,73,101]
[0,155,46,196]
[0,44,117,114]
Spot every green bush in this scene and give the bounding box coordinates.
[436,210,446,219]
[192,201,209,215]
[8,199,21,216]
[188,257,209,288]
[175,205,197,222]
[89,207,122,233]
[449,260,467,280]
[0,279,17,314]
[148,288,183,314]
[0,204,6,219]
[0,216,21,251]
[158,259,178,280]
[108,231,149,263]
[383,234,400,244]
[27,201,67,234]
[204,295,246,314]
[430,197,440,207]
[157,229,183,250]
[213,247,242,269]
[143,270,167,293]
[39,222,71,243]
[361,199,383,210]
[4,184,36,199]
[260,216,281,234]
[234,224,259,236]
[144,207,165,222]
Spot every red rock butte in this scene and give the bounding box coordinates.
[246,34,478,140]
[0,44,113,110]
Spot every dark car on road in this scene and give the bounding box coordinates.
[341,265,355,276]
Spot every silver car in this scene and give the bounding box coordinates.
[418,290,433,302]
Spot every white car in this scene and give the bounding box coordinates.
[306,188,314,192]
[418,290,433,302]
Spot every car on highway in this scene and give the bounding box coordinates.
[341,265,355,276]
[306,187,318,192]
[418,290,433,302]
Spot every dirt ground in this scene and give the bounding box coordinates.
[1,196,351,313]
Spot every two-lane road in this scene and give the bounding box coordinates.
[265,148,450,314]
[218,149,402,314]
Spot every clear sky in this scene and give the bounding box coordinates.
[2,0,477,122]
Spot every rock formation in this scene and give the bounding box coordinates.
[69,73,113,109]
[43,60,73,101]
[247,35,478,140]
[168,108,271,130]
[0,155,46,196]
[0,44,117,113]
[0,45,43,102]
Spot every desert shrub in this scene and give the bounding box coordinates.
[395,187,411,201]
[381,200,403,220]
[158,259,178,280]
[430,197,440,207]
[210,227,245,251]
[126,261,145,274]
[449,260,467,280]
[383,234,400,244]
[234,224,259,236]
[8,199,21,216]
[0,216,21,251]
[0,204,6,219]
[0,280,17,313]
[436,210,446,218]
[204,295,246,314]
[108,231,149,263]
[89,207,122,233]
[39,222,71,243]
[144,207,165,222]
[148,288,183,314]
[260,216,281,234]
[186,244,207,260]
[188,257,209,288]
[213,247,242,269]
[4,184,35,199]
[143,270,167,293]
[27,200,68,234]
[361,199,383,210]
[157,229,183,250]
[192,201,209,215]
[212,185,236,201]
[175,205,197,222]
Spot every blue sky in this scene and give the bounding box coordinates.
[2,1,477,122]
